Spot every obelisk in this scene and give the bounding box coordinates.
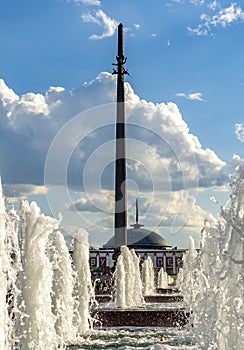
[113,23,127,248]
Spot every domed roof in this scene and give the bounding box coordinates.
[103,227,172,249]
[104,199,172,249]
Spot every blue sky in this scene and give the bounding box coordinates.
[0,0,243,248]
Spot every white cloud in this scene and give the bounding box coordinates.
[169,0,206,6]
[187,25,208,36]
[190,0,205,5]
[235,123,244,142]
[133,23,141,30]
[0,79,19,117]
[48,86,65,93]
[188,3,244,35]
[18,93,50,116]
[213,3,244,27]
[0,79,50,118]
[176,92,204,101]
[208,1,219,11]
[1,73,242,246]
[65,187,208,238]
[3,184,46,203]
[66,191,113,212]
[69,0,101,5]
[222,154,244,178]
[0,72,234,197]
[137,191,208,230]
[169,0,184,4]
[81,10,118,39]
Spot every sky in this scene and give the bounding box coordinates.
[0,0,243,248]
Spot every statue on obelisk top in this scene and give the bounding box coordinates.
[112,23,128,248]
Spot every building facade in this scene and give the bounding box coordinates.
[89,247,185,275]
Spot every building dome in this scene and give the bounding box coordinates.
[104,199,172,249]
[103,227,172,249]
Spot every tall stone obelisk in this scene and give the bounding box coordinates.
[113,23,127,248]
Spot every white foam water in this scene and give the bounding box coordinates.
[72,228,94,335]
[157,268,169,289]
[142,256,156,296]
[115,254,126,308]
[0,179,95,349]
[16,200,60,349]
[0,168,243,349]
[48,231,76,345]
[115,246,144,308]
[131,249,144,305]
[66,327,199,349]
[178,167,244,350]
[0,177,11,349]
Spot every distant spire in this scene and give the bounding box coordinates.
[131,198,144,229]
[136,198,139,225]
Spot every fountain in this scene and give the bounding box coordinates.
[0,179,94,349]
[0,177,12,350]
[0,168,243,349]
[48,231,76,345]
[93,245,186,328]
[178,167,244,350]
[114,253,126,309]
[142,256,156,296]
[16,200,59,349]
[157,267,169,289]
[115,246,144,308]
[72,229,94,335]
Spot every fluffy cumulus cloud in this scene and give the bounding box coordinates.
[0,79,51,118]
[0,79,19,112]
[0,72,233,191]
[81,10,118,39]
[0,72,241,239]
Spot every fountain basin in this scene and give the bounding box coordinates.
[144,295,183,303]
[92,309,188,327]
[95,294,183,303]
[95,294,113,303]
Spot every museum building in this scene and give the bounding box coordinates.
[89,210,186,275]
